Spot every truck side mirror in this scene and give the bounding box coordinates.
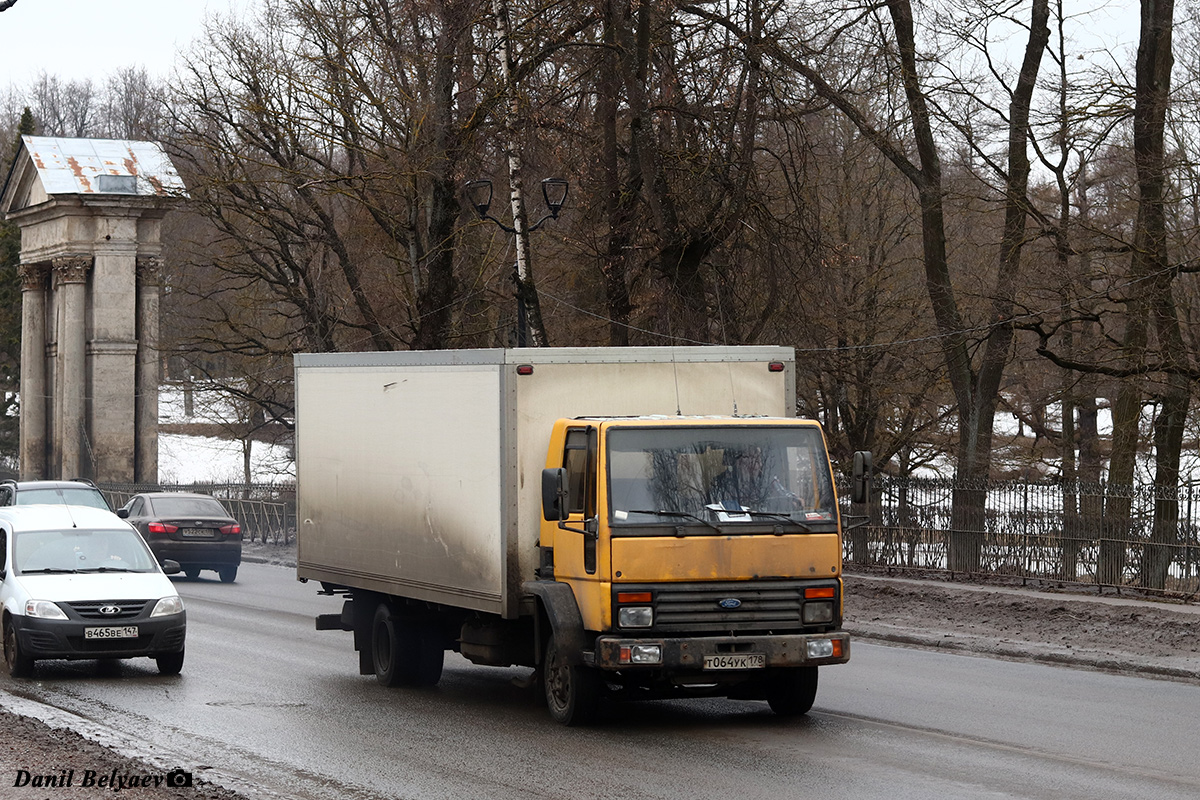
[541,468,567,522]
[851,451,872,505]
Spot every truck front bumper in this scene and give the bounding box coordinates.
[590,631,849,671]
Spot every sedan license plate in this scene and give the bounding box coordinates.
[84,626,139,640]
[703,653,765,670]
[180,528,213,538]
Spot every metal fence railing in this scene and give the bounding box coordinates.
[96,476,1200,598]
[843,476,1200,599]
[99,483,297,545]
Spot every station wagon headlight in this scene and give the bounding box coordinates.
[151,596,185,617]
[25,600,68,619]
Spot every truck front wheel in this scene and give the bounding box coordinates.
[371,603,444,687]
[765,666,818,716]
[543,636,600,726]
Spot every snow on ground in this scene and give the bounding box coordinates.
[157,384,294,485]
[158,433,293,485]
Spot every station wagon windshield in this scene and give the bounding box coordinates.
[606,426,836,526]
[14,528,158,574]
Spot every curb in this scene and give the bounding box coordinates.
[845,625,1200,683]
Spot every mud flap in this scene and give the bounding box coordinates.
[522,580,586,666]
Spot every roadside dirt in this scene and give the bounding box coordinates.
[1,559,1196,799]
[842,569,1200,681]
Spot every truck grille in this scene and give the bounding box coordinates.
[622,581,832,634]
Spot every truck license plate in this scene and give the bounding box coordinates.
[84,626,139,640]
[703,653,765,670]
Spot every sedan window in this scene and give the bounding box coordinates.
[148,497,229,517]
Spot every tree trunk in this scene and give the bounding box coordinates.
[1106,0,1181,587]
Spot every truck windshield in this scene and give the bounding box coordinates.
[606,426,837,526]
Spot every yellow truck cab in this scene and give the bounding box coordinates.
[536,416,848,722]
[296,347,856,725]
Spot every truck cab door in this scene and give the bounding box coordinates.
[559,426,598,574]
[543,425,606,631]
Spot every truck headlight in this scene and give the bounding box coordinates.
[618,606,653,628]
[151,596,185,617]
[619,644,663,664]
[25,600,68,619]
[802,600,834,624]
[806,638,835,659]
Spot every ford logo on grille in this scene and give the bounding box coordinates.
[718,598,742,609]
[99,605,121,615]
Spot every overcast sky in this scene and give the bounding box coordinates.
[0,0,254,86]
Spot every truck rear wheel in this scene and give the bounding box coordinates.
[543,636,600,726]
[371,603,443,687]
[765,666,818,716]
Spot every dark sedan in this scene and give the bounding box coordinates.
[118,492,242,582]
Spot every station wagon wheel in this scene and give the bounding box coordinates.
[156,649,185,676]
[542,635,600,726]
[3,618,34,678]
[184,567,201,580]
[765,666,818,717]
[218,565,238,583]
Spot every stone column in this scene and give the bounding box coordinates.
[53,255,91,479]
[135,255,162,483]
[18,263,48,479]
[89,216,140,482]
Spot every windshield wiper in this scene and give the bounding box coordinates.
[80,566,135,573]
[739,510,816,532]
[21,567,80,574]
[624,509,724,533]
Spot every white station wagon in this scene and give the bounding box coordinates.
[0,505,186,676]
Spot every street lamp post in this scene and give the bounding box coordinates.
[465,177,568,347]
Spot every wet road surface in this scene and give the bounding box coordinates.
[2,562,1198,800]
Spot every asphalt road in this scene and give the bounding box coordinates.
[3,562,1198,800]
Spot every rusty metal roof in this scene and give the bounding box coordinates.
[16,136,186,197]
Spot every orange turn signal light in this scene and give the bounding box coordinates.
[831,640,843,658]
[617,592,652,603]
[804,587,836,599]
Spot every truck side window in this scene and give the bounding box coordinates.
[563,429,589,515]
[0,528,6,573]
[563,427,598,574]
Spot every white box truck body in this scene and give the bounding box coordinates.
[295,347,853,724]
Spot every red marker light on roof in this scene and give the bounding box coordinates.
[516,364,534,375]
[768,361,785,372]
